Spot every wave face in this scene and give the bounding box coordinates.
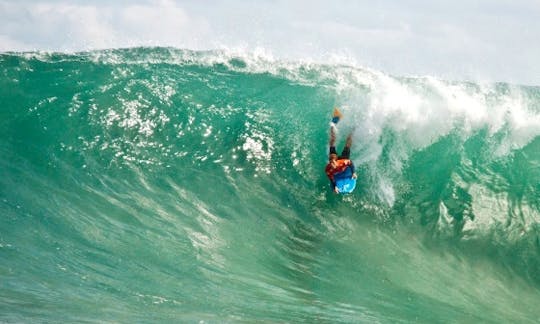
[1,47,540,322]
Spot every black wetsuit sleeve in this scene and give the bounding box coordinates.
[350,161,355,174]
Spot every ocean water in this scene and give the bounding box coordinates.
[1,47,540,323]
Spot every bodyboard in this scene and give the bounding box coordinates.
[335,177,357,194]
[334,166,357,194]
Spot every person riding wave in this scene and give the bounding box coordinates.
[325,109,357,193]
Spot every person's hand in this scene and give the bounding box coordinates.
[352,173,357,179]
[334,186,340,193]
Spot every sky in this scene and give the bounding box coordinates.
[1,0,539,85]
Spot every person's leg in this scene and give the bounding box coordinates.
[329,124,337,156]
[329,124,337,147]
[339,131,353,159]
[345,131,353,148]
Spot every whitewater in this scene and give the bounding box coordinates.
[1,47,540,323]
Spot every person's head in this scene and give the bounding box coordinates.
[328,153,338,167]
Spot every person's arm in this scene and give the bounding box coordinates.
[326,166,337,190]
[329,177,338,192]
[349,160,357,179]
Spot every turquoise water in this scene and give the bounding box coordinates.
[1,47,540,323]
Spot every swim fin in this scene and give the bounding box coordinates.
[331,107,342,124]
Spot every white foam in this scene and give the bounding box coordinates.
[341,72,540,161]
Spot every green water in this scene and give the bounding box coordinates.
[1,47,540,323]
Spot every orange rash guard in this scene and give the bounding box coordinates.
[325,159,355,188]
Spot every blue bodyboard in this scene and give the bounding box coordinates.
[335,177,357,194]
[334,167,357,194]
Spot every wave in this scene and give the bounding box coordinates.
[1,47,540,322]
